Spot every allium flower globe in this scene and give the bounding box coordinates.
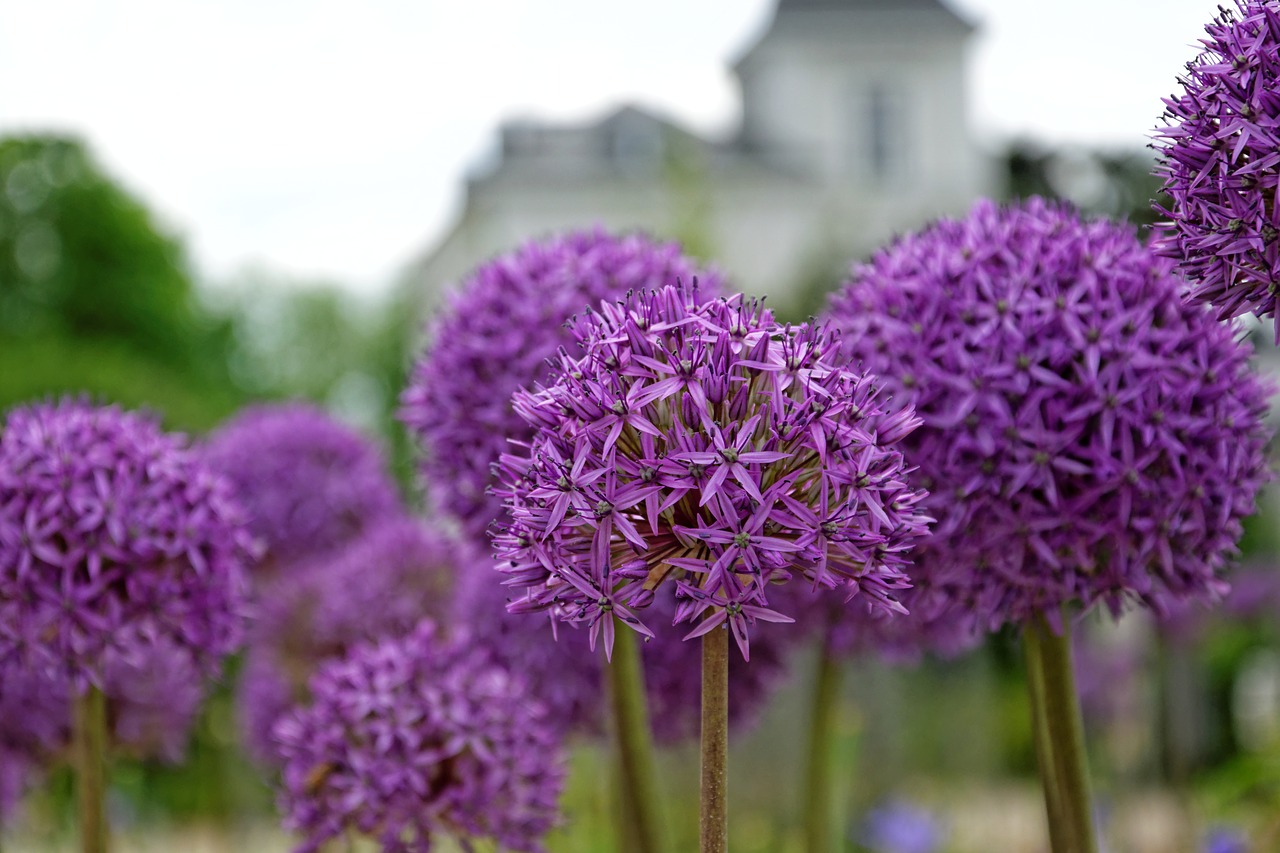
[0,663,67,819]
[494,284,931,658]
[204,403,399,571]
[0,626,206,798]
[0,400,252,685]
[240,517,457,763]
[826,198,1273,630]
[275,621,565,853]
[1154,0,1280,326]
[400,229,723,541]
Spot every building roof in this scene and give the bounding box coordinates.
[776,0,971,21]
[734,0,974,70]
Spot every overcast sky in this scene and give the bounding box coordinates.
[0,0,1224,294]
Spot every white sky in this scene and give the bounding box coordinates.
[0,0,1223,294]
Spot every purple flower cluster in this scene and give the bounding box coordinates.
[494,283,931,659]
[240,517,458,764]
[1154,0,1280,326]
[275,621,565,853]
[0,627,208,818]
[204,402,400,572]
[0,400,252,686]
[826,198,1273,630]
[400,229,723,542]
[0,663,66,819]
[102,625,204,763]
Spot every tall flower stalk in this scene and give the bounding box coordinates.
[792,583,979,852]
[802,636,841,853]
[824,198,1273,853]
[1024,610,1096,853]
[71,687,107,853]
[607,628,670,853]
[493,283,930,851]
[699,627,729,853]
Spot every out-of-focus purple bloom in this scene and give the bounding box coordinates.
[275,621,565,853]
[1158,563,1280,646]
[1153,1,1280,328]
[859,799,943,853]
[0,400,252,688]
[0,663,66,820]
[239,517,458,764]
[204,402,399,573]
[826,198,1273,632]
[0,625,208,819]
[790,582,981,665]
[1204,826,1250,853]
[0,751,35,822]
[400,229,723,543]
[453,563,604,736]
[103,625,204,763]
[494,284,930,659]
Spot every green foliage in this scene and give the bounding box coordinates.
[1003,141,1165,228]
[215,270,419,491]
[0,135,242,429]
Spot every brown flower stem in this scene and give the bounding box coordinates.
[700,626,729,853]
[1023,609,1098,853]
[73,684,109,853]
[607,626,670,853]
[803,639,842,853]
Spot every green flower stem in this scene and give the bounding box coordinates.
[607,626,670,853]
[803,640,842,853]
[73,684,109,853]
[1023,609,1098,853]
[700,626,729,853]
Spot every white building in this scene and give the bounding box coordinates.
[410,0,994,317]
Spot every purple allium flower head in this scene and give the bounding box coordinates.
[204,402,400,572]
[826,198,1273,631]
[274,621,565,853]
[859,799,943,853]
[400,229,723,543]
[1153,0,1280,328]
[493,283,931,659]
[239,516,458,764]
[0,400,252,687]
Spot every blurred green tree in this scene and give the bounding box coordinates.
[0,135,241,428]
